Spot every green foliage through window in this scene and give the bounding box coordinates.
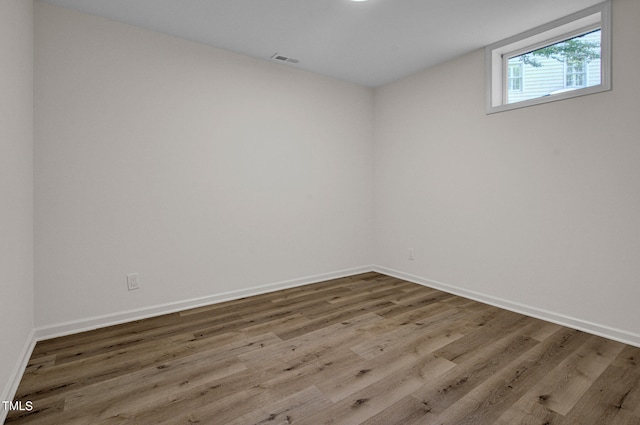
[520,29,601,68]
[506,29,601,104]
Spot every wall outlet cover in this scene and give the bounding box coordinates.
[127,273,140,291]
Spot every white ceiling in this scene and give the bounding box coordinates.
[39,0,604,87]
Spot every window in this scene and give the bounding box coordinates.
[565,58,587,88]
[486,1,611,114]
[508,61,523,91]
[506,29,601,104]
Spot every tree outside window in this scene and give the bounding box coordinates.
[506,29,601,104]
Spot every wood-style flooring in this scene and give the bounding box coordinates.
[6,272,640,424]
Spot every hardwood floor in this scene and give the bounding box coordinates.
[6,272,640,424]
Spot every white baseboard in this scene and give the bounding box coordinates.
[374,265,640,348]
[34,265,375,341]
[1,329,37,424]
[30,263,640,345]
[7,263,637,422]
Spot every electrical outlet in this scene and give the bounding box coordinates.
[127,273,140,291]
[408,248,415,260]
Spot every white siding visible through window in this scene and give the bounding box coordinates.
[506,29,602,105]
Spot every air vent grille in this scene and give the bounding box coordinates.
[270,53,299,64]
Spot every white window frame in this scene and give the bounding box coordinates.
[507,60,523,92]
[565,57,588,88]
[485,1,611,114]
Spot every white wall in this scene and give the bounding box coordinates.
[32,0,640,346]
[0,0,34,407]
[374,0,640,344]
[34,3,374,329]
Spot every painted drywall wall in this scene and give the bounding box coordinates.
[32,0,639,346]
[374,0,640,341]
[34,3,374,328]
[0,0,34,406]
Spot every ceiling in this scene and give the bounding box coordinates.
[40,0,604,87]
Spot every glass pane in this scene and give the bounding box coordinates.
[507,29,601,104]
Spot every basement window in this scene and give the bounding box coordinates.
[486,1,611,114]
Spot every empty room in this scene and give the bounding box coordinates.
[2,0,639,423]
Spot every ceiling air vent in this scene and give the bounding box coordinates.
[270,53,299,64]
